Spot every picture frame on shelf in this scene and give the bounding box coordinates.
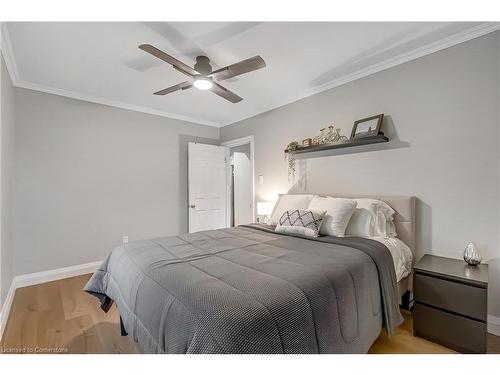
[350,114,384,140]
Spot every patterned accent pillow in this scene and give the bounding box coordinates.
[275,209,326,237]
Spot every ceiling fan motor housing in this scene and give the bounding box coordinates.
[194,56,212,75]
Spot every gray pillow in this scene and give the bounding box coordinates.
[275,209,326,237]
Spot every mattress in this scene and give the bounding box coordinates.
[84,224,403,354]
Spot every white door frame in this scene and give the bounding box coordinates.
[221,135,255,227]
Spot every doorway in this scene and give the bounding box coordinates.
[222,136,255,227]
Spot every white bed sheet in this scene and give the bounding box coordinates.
[371,237,413,282]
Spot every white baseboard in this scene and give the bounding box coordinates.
[0,280,16,341]
[0,260,102,341]
[1,259,500,341]
[488,315,500,336]
[14,260,102,289]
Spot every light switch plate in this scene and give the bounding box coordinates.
[122,236,129,244]
[258,175,264,185]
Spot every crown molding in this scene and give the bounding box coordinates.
[220,22,500,126]
[14,79,221,127]
[0,23,220,128]
[312,22,500,95]
[3,22,500,128]
[1,22,21,83]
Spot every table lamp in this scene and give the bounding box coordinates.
[257,201,274,224]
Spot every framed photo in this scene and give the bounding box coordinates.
[350,114,384,139]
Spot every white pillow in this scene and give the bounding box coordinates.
[308,196,357,237]
[275,209,326,237]
[345,198,395,238]
[268,194,315,225]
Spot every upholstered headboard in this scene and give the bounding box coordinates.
[282,193,416,256]
[283,193,416,293]
[329,195,416,257]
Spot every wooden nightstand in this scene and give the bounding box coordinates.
[413,254,488,353]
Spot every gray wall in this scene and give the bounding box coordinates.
[221,33,500,317]
[1,53,15,307]
[13,88,218,276]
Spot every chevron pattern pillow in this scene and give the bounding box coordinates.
[275,209,326,237]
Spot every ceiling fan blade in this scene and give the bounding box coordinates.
[154,81,193,95]
[208,56,265,81]
[210,82,243,103]
[139,44,198,77]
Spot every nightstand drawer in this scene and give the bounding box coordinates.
[414,303,486,353]
[414,273,487,321]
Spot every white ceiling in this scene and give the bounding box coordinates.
[3,22,499,127]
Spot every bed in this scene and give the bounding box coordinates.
[335,195,416,302]
[84,196,416,354]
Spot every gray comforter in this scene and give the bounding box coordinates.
[84,224,403,354]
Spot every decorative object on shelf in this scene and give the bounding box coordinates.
[463,242,482,266]
[314,126,349,145]
[350,114,384,140]
[302,138,312,147]
[329,127,348,143]
[285,141,300,176]
[257,201,275,224]
[318,127,329,144]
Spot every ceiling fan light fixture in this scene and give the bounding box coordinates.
[193,77,213,90]
[139,45,265,102]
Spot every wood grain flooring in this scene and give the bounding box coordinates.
[368,310,455,354]
[0,274,139,354]
[1,274,498,354]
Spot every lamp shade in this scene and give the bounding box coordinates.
[257,201,274,216]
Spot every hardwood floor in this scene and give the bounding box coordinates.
[1,274,498,354]
[368,310,455,354]
[0,274,139,354]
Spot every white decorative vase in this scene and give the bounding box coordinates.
[463,242,482,266]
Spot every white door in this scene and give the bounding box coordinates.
[188,143,228,233]
[232,152,253,226]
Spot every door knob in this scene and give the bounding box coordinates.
[190,204,196,209]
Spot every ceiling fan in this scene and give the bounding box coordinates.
[138,44,266,103]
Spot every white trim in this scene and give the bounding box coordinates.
[3,23,500,128]
[0,259,499,339]
[0,279,15,341]
[220,22,500,127]
[0,260,102,340]
[0,23,219,128]
[488,315,500,336]
[14,80,221,127]
[14,260,102,289]
[0,23,20,84]
[222,135,256,227]
[225,146,231,230]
